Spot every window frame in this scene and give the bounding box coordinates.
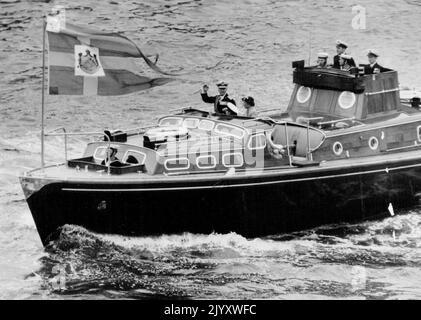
[158,117,183,127]
[222,152,244,168]
[296,86,312,104]
[196,154,217,169]
[93,146,108,161]
[198,119,215,131]
[122,149,146,165]
[164,157,190,171]
[182,118,200,129]
[248,133,267,150]
[214,123,245,139]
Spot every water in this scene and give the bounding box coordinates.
[1,0,421,299]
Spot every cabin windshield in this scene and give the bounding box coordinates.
[214,123,245,139]
[158,116,246,139]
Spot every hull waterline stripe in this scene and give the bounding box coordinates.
[60,162,421,192]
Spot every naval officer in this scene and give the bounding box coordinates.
[316,52,329,68]
[364,49,387,74]
[339,54,355,71]
[201,81,237,115]
[333,40,356,69]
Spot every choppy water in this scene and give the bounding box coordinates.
[1,0,421,299]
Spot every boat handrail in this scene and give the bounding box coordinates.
[124,125,157,136]
[258,108,283,114]
[168,106,193,113]
[44,127,68,161]
[44,128,112,175]
[317,117,356,126]
[153,133,245,149]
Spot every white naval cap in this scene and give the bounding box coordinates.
[317,52,329,59]
[367,49,380,57]
[216,80,228,88]
[339,53,353,60]
[336,40,349,48]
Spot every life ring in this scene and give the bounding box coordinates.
[145,126,189,142]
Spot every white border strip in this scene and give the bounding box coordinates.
[61,162,421,192]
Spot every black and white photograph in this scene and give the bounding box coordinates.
[1,0,421,307]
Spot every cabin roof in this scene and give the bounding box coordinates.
[165,109,273,132]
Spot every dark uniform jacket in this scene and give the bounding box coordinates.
[201,92,237,115]
[333,55,356,69]
[363,63,387,75]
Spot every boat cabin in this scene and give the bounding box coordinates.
[67,108,326,175]
[66,61,421,175]
[283,62,403,129]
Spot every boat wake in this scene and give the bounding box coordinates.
[34,210,421,299]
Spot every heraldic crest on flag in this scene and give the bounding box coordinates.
[46,17,174,96]
[75,45,105,77]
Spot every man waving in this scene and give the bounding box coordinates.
[201,81,237,115]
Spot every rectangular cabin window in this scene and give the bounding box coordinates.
[159,117,182,127]
[198,120,215,131]
[183,118,200,129]
[93,146,107,161]
[122,150,146,165]
[214,124,245,139]
[222,152,244,168]
[248,133,267,150]
[196,155,217,169]
[164,158,190,171]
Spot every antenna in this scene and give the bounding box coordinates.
[308,30,312,66]
[41,19,46,168]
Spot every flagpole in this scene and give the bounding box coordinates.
[41,19,46,168]
[308,30,312,66]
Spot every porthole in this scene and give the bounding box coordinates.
[368,136,379,150]
[296,86,312,104]
[332,142,343,156]
[417,126,421,142]
[338,91,356,109]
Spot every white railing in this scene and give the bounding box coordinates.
[44,128,112,175]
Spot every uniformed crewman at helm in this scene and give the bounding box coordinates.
[339,54,355,71]
[333,40,356,69]
[201,81,237,115]
[364,49,387,74]
[316,52,329,68]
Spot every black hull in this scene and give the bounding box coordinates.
[25,159,421,246]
